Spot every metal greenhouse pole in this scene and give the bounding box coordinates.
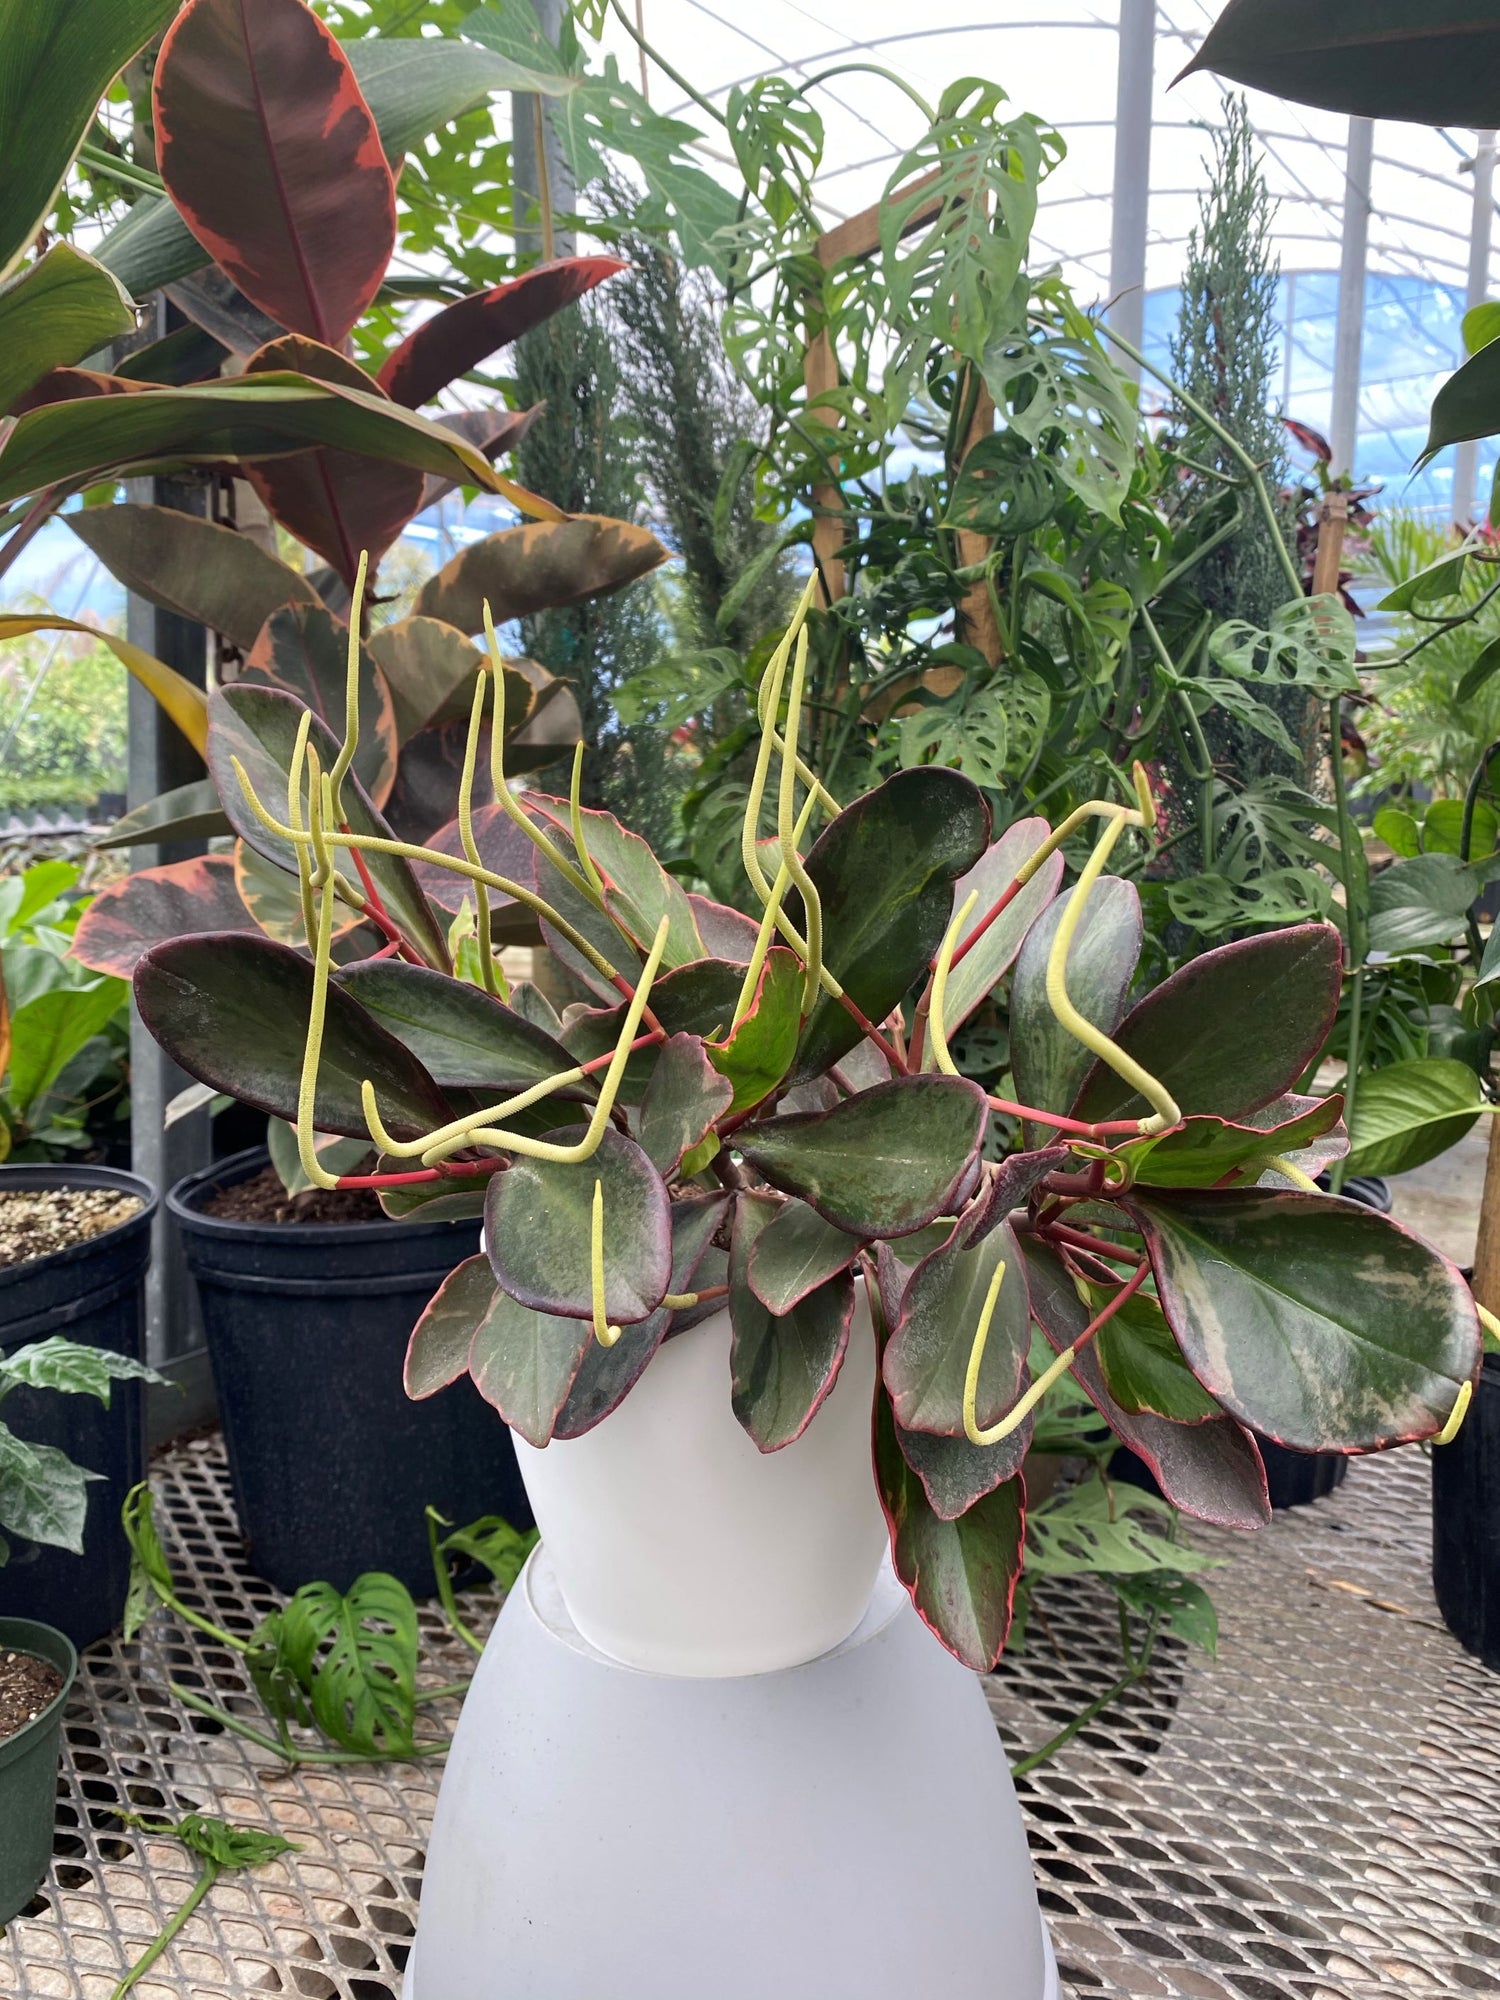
[1330,117,1374,480]
[1109,0,1157,380]
[1454,130,1496,526]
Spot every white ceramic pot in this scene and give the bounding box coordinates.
[512,1286,889,1677]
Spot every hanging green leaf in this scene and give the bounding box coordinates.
[278,1571,418,1756]
[1343,1059,1487,1180]
[706,947,802,1113]
[0,245,136,417]
[728,1194,855,1453]
[884,1218,1029,1438]
[469,1286,595,1448]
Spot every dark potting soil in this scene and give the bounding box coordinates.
[202,1164,385,1226]
[0,1649,64,1742]
[0,1186,144,1268]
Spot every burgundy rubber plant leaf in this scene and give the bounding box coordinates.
[413,519,670,635]
[154,0,396,346]
[378,257,628,407]
[71,853,258,979]
[241,600,398,807]
[242,336,425,588]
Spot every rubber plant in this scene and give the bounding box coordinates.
[2,0,667,962]
[128,575,1488,1673]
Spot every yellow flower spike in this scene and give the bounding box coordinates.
[777,627,825,1011]
[1478,1300,1500,1353]
[458,670,499,996]
[741,612,795,912]
[1044,814,1181,1139]
[730,787,820,1031]
[1131,759,1154,831]
[1435,1379,1473,1448]
[327,549,369,826]
[227,751,627,989]
[928,889,979,1077]
[369,917,673,1169]
[481,602,604,909]
[591,1179,622,1348]
[304,744,332,887]
[1264,1153,1321,1192]
[286,709,318,950]
[294,863,342,1193]
[570,741,606,899]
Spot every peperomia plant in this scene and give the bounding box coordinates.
[129,575,1488,1671]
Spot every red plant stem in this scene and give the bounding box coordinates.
[946,874,1027,972]
[835,990,909,1073]
[985,1094,1150,1140]
[336,1159,502,1191]
[689,1284,729,1306]
[608,969,664,1037]
[370,938,403,961]
[346,843,424,964]
[1037,1221,1145,1268]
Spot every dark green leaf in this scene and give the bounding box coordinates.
[747,1197,860,1314]
[874,1387,1024,1671]
[1184,1,1499,128]
[0,371,503,512]
[93,779,232,853]
[485,1127,671,1323]
[4,978,126,1115]
[122,1483,175,1641]
[1458,634,1500,705]
[554,1196,729,1439]
[637,1033,732,1177]
[0,245,135,417]
[1019,1237,1271,1529]
[884,1218,1029,1437]
[337,958,586,1098]
[1427,333,1500,463]
[939,816,1065,1031]
[430,1510,538,1592]
[1012,876,1141,1122]
[207,683,450,969]
[792,768,990,1079]
[1093,1289,1221,1422]
[133,933,452,1140]
[0,0,179,281]
[740,1075,988,1238]
[728,1195,855,1453]
[1344,1058,1485,1179]
[1378,547,1469,613]
[1366,853,1480,954]
[1131,1189,1481,1450]
[67,504,316,652]
[279,1572,418,1756]
[1073,922,1343,1124]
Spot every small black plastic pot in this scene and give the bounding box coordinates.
[169,1149,531,1596]
[1432,1353,1500,1670]
[0,1165,155,1649]
[0,1615,77,1926]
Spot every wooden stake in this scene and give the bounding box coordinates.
[1312,489,1349,600]
[1474,1118,1500,1315]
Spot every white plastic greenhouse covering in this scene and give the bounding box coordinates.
[595,0,1500,521]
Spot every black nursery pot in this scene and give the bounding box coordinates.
[1432,1353,1500,1671]
[0,1165,155,1649]
[169,1149,531,1597]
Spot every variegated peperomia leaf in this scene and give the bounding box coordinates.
[739,1075,989,1238]
[405,1254,495,1399]
[791,767,991,1079]
[1073,922,1343,1124]
[747,1197,861,1315]
[706,948,802,1113]
[1019,1236,1271,1529]
[134,933,451,1140]
[874,1384,1025,1671]
[337,958,591,1098]
[468,1289,595,1449]
[485,1128,671,1325]
[938,815,1066,1034]
[637,1033,733,1178]
[883,1216,1030,1437]
[1091,1285,1221,1423]
[1130,1188,1481,1451]
[1112,1093,1346,1190]
[1011,876,1141,1120]
[729,1194,856,1453]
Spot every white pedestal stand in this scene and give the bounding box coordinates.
[404,1549,1059,2000]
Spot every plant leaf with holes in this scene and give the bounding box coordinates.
[277,1572,418,1756]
